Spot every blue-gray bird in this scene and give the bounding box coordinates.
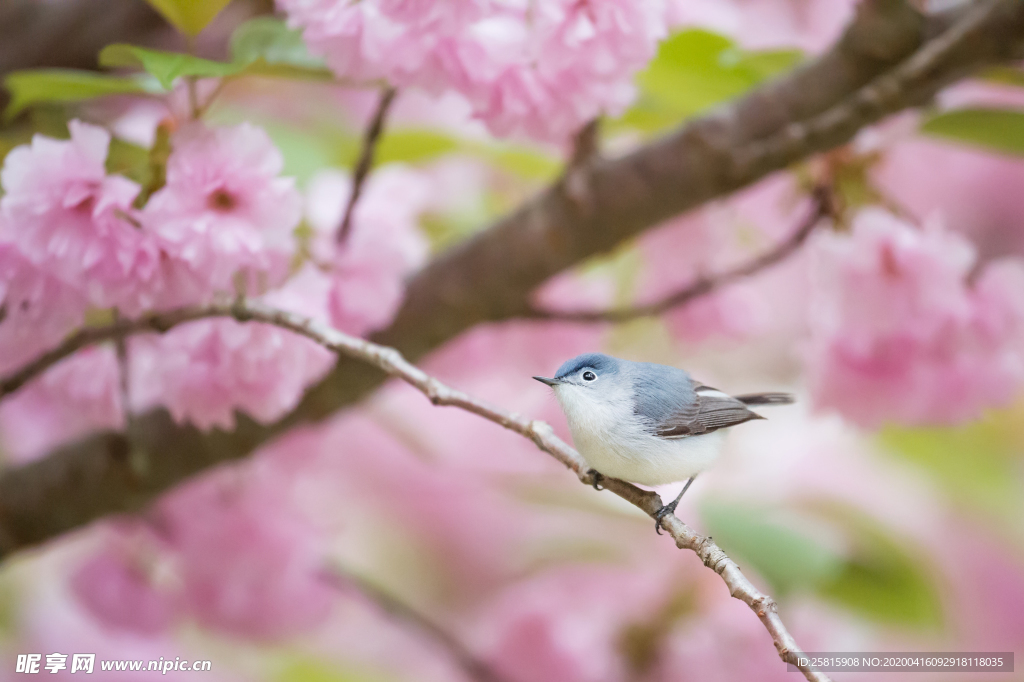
[534,353,793,532]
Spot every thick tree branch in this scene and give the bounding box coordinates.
[567,118,601,169]
[3,0,1024,566]
[337,85,399,244]
[0,0,163,77]
[563,118,603,211]
[523,185,834,323]
[0,299,829,681]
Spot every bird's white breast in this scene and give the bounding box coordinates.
[553,384,724,487]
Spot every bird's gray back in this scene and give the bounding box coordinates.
[623,359,763,438]
[622,360,698,424]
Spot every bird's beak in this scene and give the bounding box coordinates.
[533,376,563,387]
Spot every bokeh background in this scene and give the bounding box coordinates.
[0,1,1023,681]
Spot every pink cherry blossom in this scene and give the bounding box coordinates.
[806,209,1024,427]
[129,262,334,430]
[635,176,805,345]
[22,563,219,682]
[0,242,87,376]
[70,546,178,636]
[141,122,302,296]
[306,166,429,335]
[453,0,667,140]
[154,470,334,640]
[0,346,122,464]
[639,210,766,345]
[667,0,857,53]
[474,564,681,682]
[314,413,537,593]
[0,120,162,314]
[131,323,332,431]
[281,0,666,141]
[873,134,1024,261]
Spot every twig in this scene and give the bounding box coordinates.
[323,568,511,682]
[336,85,398,244]
[186,76,200,120]
[524,186,834,323]
[0,307,226,400]
[132,121,172,209]
[194,79,228,119]
[112,310,132,429]
[0,298,827,682]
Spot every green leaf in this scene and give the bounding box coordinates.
[981,66,1024,88]
[231,17,323,69]
[880,403,1024,521]
[614,29,802,134]
[144,0,233,36]
[811,503,943,630]
[326,123,557,181]
[375,129,460,166]
[921,108,1024,157]
[105,138,152,186]
[4,69,153,121]
[99,44,243,90]
[276,658,391,682]
[738,48,804,81]
[229,17,335,81]
[219,109,558,191]
[473,144,560,181]
[703,500,943,629]
[700,502,844,596]
[365,128,559,180]
[250,119,350,186]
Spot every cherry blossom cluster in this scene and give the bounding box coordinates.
[280,0,667,141]
[0,120,427,458]
[806,209,1024,427]
[71,463,334,640]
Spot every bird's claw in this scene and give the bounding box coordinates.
[587,469,605,491]
[653,501,679,535]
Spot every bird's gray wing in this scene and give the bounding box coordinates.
[652,384,764,438]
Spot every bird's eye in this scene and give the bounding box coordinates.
[582,371,597,381]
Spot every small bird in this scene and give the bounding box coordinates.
[534,353,793,532]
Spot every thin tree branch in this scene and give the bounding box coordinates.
[195,79,229,119]
[524,185,834,323]
[336,85,398,244]
[0,184,828,399]
[0,306,227,400]
[0,298,829,681]
[323,568,512,682]
[4,0,1024,576]
[731,0,1023,180]
[0,186,829,394]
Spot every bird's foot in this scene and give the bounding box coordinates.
[587,469,605,491]
[653,500,680,535]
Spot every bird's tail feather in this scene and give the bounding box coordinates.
[735,392,794,406]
